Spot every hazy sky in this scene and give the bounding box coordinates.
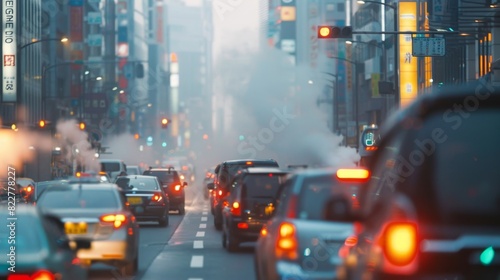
[211,0,261,57]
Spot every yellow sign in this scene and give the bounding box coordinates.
[398,1,418,108]
[281,6,296,21]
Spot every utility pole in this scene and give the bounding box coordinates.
[104,0,117,130]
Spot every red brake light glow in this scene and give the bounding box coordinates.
[246,161,253,165]
[8,270,55,280]
[383,222,418,266]
[174,184,181,191]
[336,168,370,181]
[237,222,248,229]
[151,193,162,202]
[286,195,297,219]
[276,222,298,260]
[231,201,241,216]
[100,214,127,229]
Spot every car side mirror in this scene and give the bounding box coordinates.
[323,196,359,222]
[183,182,188,187]
[207,182,215,190]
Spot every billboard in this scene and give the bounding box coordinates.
[398,1,418,108]
[2,0,17,102]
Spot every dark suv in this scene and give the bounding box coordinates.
[221,167,289,252]
[336,83,500,280]
[210,159,279,230]
[143,167,188,215]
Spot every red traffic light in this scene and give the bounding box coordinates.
[319,26,331,38]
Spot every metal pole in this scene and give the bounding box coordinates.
[335,74,339,137]
[355,63,359,151]
[393,5,399,107]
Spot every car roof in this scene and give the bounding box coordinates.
[239,167,289,174]
[117,175,157,180]
[43,182,119,191]
[221,159,278,164]
[381,82,500,137]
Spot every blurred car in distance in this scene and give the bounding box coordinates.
[254,168,369,280]
[336,84,500,280]
[15,177,36,202]
[0,204,89,280]
[126,165,142,175]
[99,159,127,181]
[36,182,140,276]
[221,167,289,252]
[212,159,280,230]
[115,175,170,227]
[143,167,188,215]
[203,166,216,200]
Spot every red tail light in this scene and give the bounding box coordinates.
[8,270,55,280]
[26,186,33,193]
[237,222,248,229]
[174,184,181,191]
[383,222,417,266]
[218,190,223,196]
[276,222,298,260]
[231,201,241,216]
[286,195,297,219]
[150,192,164,205]
[100,214,127,229]
[344,235,358,247]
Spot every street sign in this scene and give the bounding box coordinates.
[412,37,445,57]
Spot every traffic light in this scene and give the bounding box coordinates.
[79,122,86,130]
[134,133,140,140]
[161,118,169,129]
[39,120,46,128]
[318,26,353,39]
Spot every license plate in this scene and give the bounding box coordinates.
[65,222,87,234]
[127,196,143,205]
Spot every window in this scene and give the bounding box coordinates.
[37,189,119,209]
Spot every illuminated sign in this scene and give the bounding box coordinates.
[2,0,17,102]
[398,1,418,108]
[280,6,296,21]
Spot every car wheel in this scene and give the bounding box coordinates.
[224,231,238,252]
[121,256,138,276]
[178,203,185,215]
[158,211,169,227]
[214,214,222,230]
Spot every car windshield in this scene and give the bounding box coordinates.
[127,167,140,175]
[411,109,500,226]
[37,188,119,209]
[115,177,159,191]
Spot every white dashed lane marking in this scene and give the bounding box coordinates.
[196,231,205,237]
[201,217,208,222]
[199,223,207,229]
[190,255,204,268]
[193,240,204,249]
[202,211,208,215]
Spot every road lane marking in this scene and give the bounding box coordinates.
[202,211,208,215]
[199,223,207,228]
[193,240,204,249]
[188,278,203,280]
[196,231,205,237]
[201,217,208,222]
[190,255,204,268]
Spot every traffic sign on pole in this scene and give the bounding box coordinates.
[412,37,445,57]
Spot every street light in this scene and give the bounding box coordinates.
[18,37,69,125]
[357,0,399,107]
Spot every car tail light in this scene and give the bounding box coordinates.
[8,270,55,280]
[25,186,33,193]
[100,214,127,229]
[237,222,248,229]
[286,195,297,219]
[260,226,268,236]
[336,168,370,182]
[276,222,298,260]
[218,190,223,197]
[344,235,358,247]
[383,222,417,266]
[174,184,181,191]
[180,174,185,180]
[150,192,164,205]
[231,201,241,216]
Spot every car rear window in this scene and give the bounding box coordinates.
[220,161,279,188]
[143,171,180,184]
[242,174,285,199]
[101,162,121,172]
[0,213,43,254]
[413,109,500,226]
[115,177,159,191]
[37,189,119,209]
[297,175,352,221]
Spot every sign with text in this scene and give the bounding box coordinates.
[2,0,17,102]
[412,37,445,57]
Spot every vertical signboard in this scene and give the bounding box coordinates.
[2,0,17,102]
[398,1,417,108]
